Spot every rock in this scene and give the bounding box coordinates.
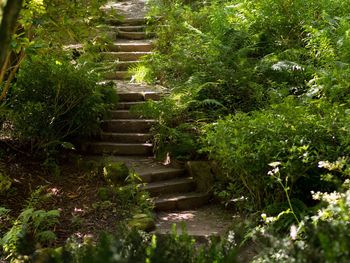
[128,213,155,232]
[186,161,214,193]
[103,161,129,186]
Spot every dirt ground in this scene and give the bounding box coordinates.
[0,142,134,246]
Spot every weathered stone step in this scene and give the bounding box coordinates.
[109,110,141,119]
[102,119,156,133]
[139,168,186,183]
[88,142,153,156]
[115,61,139,70]
[101,52,151,61]
[104,71,131,80]
[118,92,162,102]
[92,61,138,72]
[141,178,196,197]
[117,31,154,40]
[117,25,146,32]
[108,40,153,52]
[108,17,147,26]
[100,132,152,143]
[117,101,145,110]
[154,192,210,211]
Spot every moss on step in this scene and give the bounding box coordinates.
[186,161,214,193]
[103,161,129,186]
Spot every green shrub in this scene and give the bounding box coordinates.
[132,97,200,160]
[0,172,12,196]
[29,226,239,263]
[103,161,129,186]
[202,98,350,210]
[1,208,60,258]
[8,56,117,155]
[252,184,350,263]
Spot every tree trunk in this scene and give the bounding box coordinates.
[0,0,23,72]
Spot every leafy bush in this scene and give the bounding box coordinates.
[132,97,200,160]
[1,208,60,258]
[8,56,117,154]
[103,161,129,186]
[252,184,350,263]
[202,98,350,210]
[140,0,350,162]
[29,226,238,263]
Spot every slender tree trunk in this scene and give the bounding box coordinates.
[0,0,23,72]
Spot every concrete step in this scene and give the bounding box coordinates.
[141,178,196,197]
[108,40,153,52]
[117,25,146,32]
[117,31,154,40]
[102,119,156,133]
[88,142,153,156]
[100,132,152,143]
[117,101,145,110]
[109,110,142,119]
[101,52,151,61]
[139,168,186,183]
[118,92,162,102]
[154,192,210,211]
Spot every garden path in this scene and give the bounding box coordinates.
[87,0,235,241]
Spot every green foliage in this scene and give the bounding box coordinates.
[97,169,153,216]
[0,172,12,196]
[132,95,201,159]
[202,98,350,210]
[141,0,350,163]
[1,208,60,258]
[252,185,350,263]
[103,161,129,186]
[29,226,239,263]
[8,55,116,155]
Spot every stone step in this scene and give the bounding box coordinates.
[117,31,154,40]
[101,52,152,61]
[102,119,156,133]
[88,142,153,156]
[108,40,153,52]
[117,101,145,110]
[108,17,147,26]
[154,192,211,211]
[92,61,138,72]
[115,61,139,70]
[109,110,142,119]
[118,92,162,102]
[138,168,186,183]
[140,178,196,197]
[104,71,131,80]
[100,132,152,143]
[117,25,146,32]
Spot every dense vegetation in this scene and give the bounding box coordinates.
[2,0,350,262]
[135,0,350,260]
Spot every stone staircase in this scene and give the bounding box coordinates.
[86,6,210,212]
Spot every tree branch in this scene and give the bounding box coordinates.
[0,0,23,71]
